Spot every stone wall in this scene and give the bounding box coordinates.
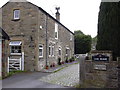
[80,51,119,88]
[83,60,118,88]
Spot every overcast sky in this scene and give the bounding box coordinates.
[0,0,101,37]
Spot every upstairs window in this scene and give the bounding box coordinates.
[55,23,58,39]
[70,33,73,41]
[14,10,20,20]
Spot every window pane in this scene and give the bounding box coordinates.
[49,47,51,55]
[15,46,18,49]
[10,46,21,53]
[18,46,21,49]
[55,32,57,38]
[52,47,54,55]
[39,49,42,56]
[59,50,61,55]
[14,10,20,19]
[18,49,21,53]
[11,46,14,49]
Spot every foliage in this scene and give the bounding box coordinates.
[69,56,75,62]
[65,56,69,63]
[96,2,120,60]
[74,30,84,35]
[58,57,61,65]
[74,30,92,54]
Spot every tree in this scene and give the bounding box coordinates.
[96,2,120,60]
[74,30,92,54]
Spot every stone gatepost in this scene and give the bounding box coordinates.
[80,56,85,85]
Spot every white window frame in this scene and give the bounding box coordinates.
[39,44,43,58]
[58,47,62,56]
[49,46,51,57]
[9,41,22,55]
[14,10,20,20]
[49,45,54,57]
[55,23,58,39]
[51,46,54,57]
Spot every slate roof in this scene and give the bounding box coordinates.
[0,27,10,40]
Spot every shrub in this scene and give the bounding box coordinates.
[58,57,61,65]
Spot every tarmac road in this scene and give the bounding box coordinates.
[2,72,67,88]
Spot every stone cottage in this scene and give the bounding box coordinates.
[1,0,74,73]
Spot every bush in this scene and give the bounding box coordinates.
[58,57,61,65]
[65,56,68,63]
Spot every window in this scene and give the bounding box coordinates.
[66,47,69,55]
[58,48,62,56]
[11,46,21,53]
[49,46,51,56]
[70,33,73,41]
[9,41,22,55]
[49,45,54,57]
[51,46,54,56]
[39,44,43,58]
[55,23,58,39]
[14,10,20,20]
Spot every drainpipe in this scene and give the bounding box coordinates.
[45,15,48,68]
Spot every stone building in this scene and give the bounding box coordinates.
[1,0,74,73]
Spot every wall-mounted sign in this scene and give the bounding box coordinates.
[92,54,109,61]
[94,64,107,70]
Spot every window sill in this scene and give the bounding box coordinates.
[12,19,20,21]
[10,53,22,55]
[49,56,55,58]
[39,56,43,58]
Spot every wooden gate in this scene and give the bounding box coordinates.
[8,57,22,72]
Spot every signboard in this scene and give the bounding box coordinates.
[92,54,109,61]
[94,64,107,70]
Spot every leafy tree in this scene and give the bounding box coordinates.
[74,30,92,54]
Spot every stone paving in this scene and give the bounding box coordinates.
[39,63,79,87]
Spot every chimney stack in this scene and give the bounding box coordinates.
[55,7,60,21]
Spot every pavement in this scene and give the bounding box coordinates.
[41,60,79,73]
[2,60,79,88]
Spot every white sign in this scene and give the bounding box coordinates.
[94,64,107,70]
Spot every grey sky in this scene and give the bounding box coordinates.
[0,0,101,37]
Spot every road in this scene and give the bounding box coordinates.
[2,62,79,88]
[2,72,66,88]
